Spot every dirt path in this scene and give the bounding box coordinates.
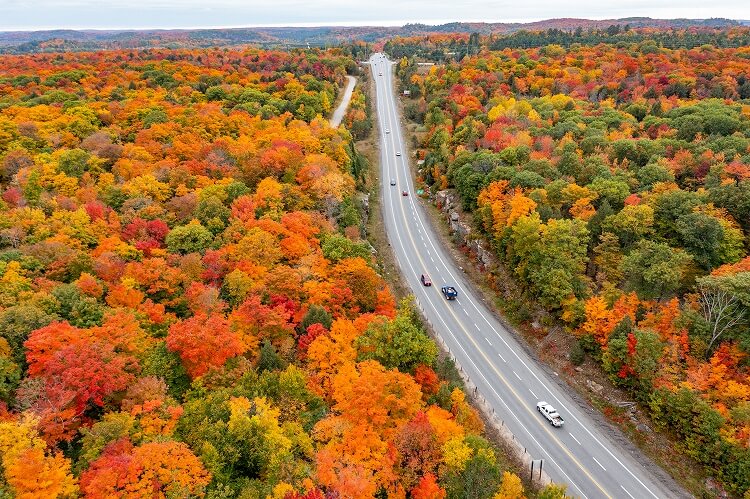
[329,75,356,128]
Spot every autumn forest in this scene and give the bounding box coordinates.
[394,31,750,495]
[0,47,532,498]
[0,23,749,499]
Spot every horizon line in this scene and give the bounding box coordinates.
[1,15,744,33]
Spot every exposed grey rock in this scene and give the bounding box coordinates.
[704,477,728,498]
[432,189,498,272]
[586,379,604,394]
[455,221,471,239]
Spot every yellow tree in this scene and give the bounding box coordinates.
[506,191,537,227]
[576,295,613,346]
[494,471,526,499]
[0,414,78,498]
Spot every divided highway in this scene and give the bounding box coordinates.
[370,53,681,499]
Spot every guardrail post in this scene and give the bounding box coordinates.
[530,460,534,481]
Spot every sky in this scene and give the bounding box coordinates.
[0,0,748,31]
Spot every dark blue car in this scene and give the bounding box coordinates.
[441,286,457,300]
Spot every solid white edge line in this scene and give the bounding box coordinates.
[372,55,590,499]
[374,53,662,499]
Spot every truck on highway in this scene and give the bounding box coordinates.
[537,401,564,427]
[441,286,458,300]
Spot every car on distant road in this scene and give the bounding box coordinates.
[441,286,457,300]
[537,401,564,427]
[390,178,396,186]
[385,129,390,133]
[402,190,408,196]
[396,151,401,156]
[420,274,432,286]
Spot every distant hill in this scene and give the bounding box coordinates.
[0,17,742,53]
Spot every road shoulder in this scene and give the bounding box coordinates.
[395,110,696,498]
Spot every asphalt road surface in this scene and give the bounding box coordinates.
[370,52,683,499]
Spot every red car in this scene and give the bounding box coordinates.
[420,274,432,286]
[402,190,408,196]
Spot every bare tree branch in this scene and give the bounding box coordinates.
[699,284,747,358]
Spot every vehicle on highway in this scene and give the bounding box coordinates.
[441,286,458,300]
[396,151,401,156]
[378,72,383,76]
[420,274,432,286]
[402,190,408,196]
[537,401,564,427]
[390,178,396,186]
[385,129,390,133]
[370,53,671,498]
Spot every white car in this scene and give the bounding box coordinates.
[390,179,396,186]
[385,129,390,134]
[396,151,401,156]
[537,401,564,427]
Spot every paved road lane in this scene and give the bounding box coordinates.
[370,52,685,499]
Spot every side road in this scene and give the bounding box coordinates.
[329,75,356,128]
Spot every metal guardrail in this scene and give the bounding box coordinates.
[412,295,554,489]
